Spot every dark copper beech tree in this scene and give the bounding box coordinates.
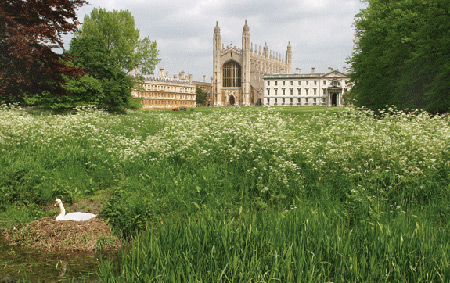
[0,0,86,105]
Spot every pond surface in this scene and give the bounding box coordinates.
[0,240,116,282]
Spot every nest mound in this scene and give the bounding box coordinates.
[5,217,121,252]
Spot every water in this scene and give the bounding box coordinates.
[0,240,116,282]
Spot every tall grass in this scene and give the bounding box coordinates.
[1,106,449,280]
[99,208,450,282]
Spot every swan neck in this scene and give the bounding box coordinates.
[58,203,66,217]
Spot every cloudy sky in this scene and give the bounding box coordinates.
[67,0,367,81]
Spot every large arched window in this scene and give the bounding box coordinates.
[222,61,241,88]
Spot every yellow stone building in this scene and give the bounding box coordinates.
[131,68,196,109]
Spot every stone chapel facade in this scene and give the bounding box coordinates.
[212,21,292,106]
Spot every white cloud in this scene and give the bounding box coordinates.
[66,0,367,81]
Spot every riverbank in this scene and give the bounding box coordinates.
[1,107,449,281]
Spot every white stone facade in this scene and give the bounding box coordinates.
[263,68,351,107]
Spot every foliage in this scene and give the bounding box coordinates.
[195,87,208,106]
[68,8,160,112]
[71,8,159,75]
[31,75,105,111]
[1,107,449,279]
[0,0,86,105]
[350,0,450,113]
[127,97,143,110]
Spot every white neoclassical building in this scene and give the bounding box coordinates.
[263,67,351,107]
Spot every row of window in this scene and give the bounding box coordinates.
[267,80,343,87]
[144,84,195,94]
[266,97,326,104]
[142,99,195,106]
[267,88,333,96]
[267,88,349,96]
[134,91,196,100]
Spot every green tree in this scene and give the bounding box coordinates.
[68,8,160,111]
[196,88,208,106]
[350,0,450,114]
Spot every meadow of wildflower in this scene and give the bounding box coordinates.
[1,106,449,281]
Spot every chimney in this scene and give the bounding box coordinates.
[188,74,193,84]
[174,75,178,80]
[166,72,170,79]
[159,68,165,78]
[343,67,348,74]
[328,67,333,72]
[203,75,206,82]
[295,68,301,74]
[311,67,315,73]
[180,71,186,80]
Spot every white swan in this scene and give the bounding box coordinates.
[53,199,97,221]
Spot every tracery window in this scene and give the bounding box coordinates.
[222,61,241,87]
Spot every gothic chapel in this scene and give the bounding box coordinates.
[212,21,292,106]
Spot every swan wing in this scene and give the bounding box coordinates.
[56,212,97,221]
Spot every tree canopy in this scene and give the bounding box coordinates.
[350,0,450,113]
[0,0,86,105]
[68,8,160,112]
[70,8,159,75]
[196,88,208,106]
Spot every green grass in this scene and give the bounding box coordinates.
[1,106,449,281]
[99,208,450,282]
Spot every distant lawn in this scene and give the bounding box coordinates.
[158,105,352,116]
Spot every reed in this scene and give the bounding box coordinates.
[1,106,449,281]
[99,208,450,282]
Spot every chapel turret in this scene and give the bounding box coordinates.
[242,20,251,106]
[213,21,222,107]
[286,41,292,73]
[212,21,291,106]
